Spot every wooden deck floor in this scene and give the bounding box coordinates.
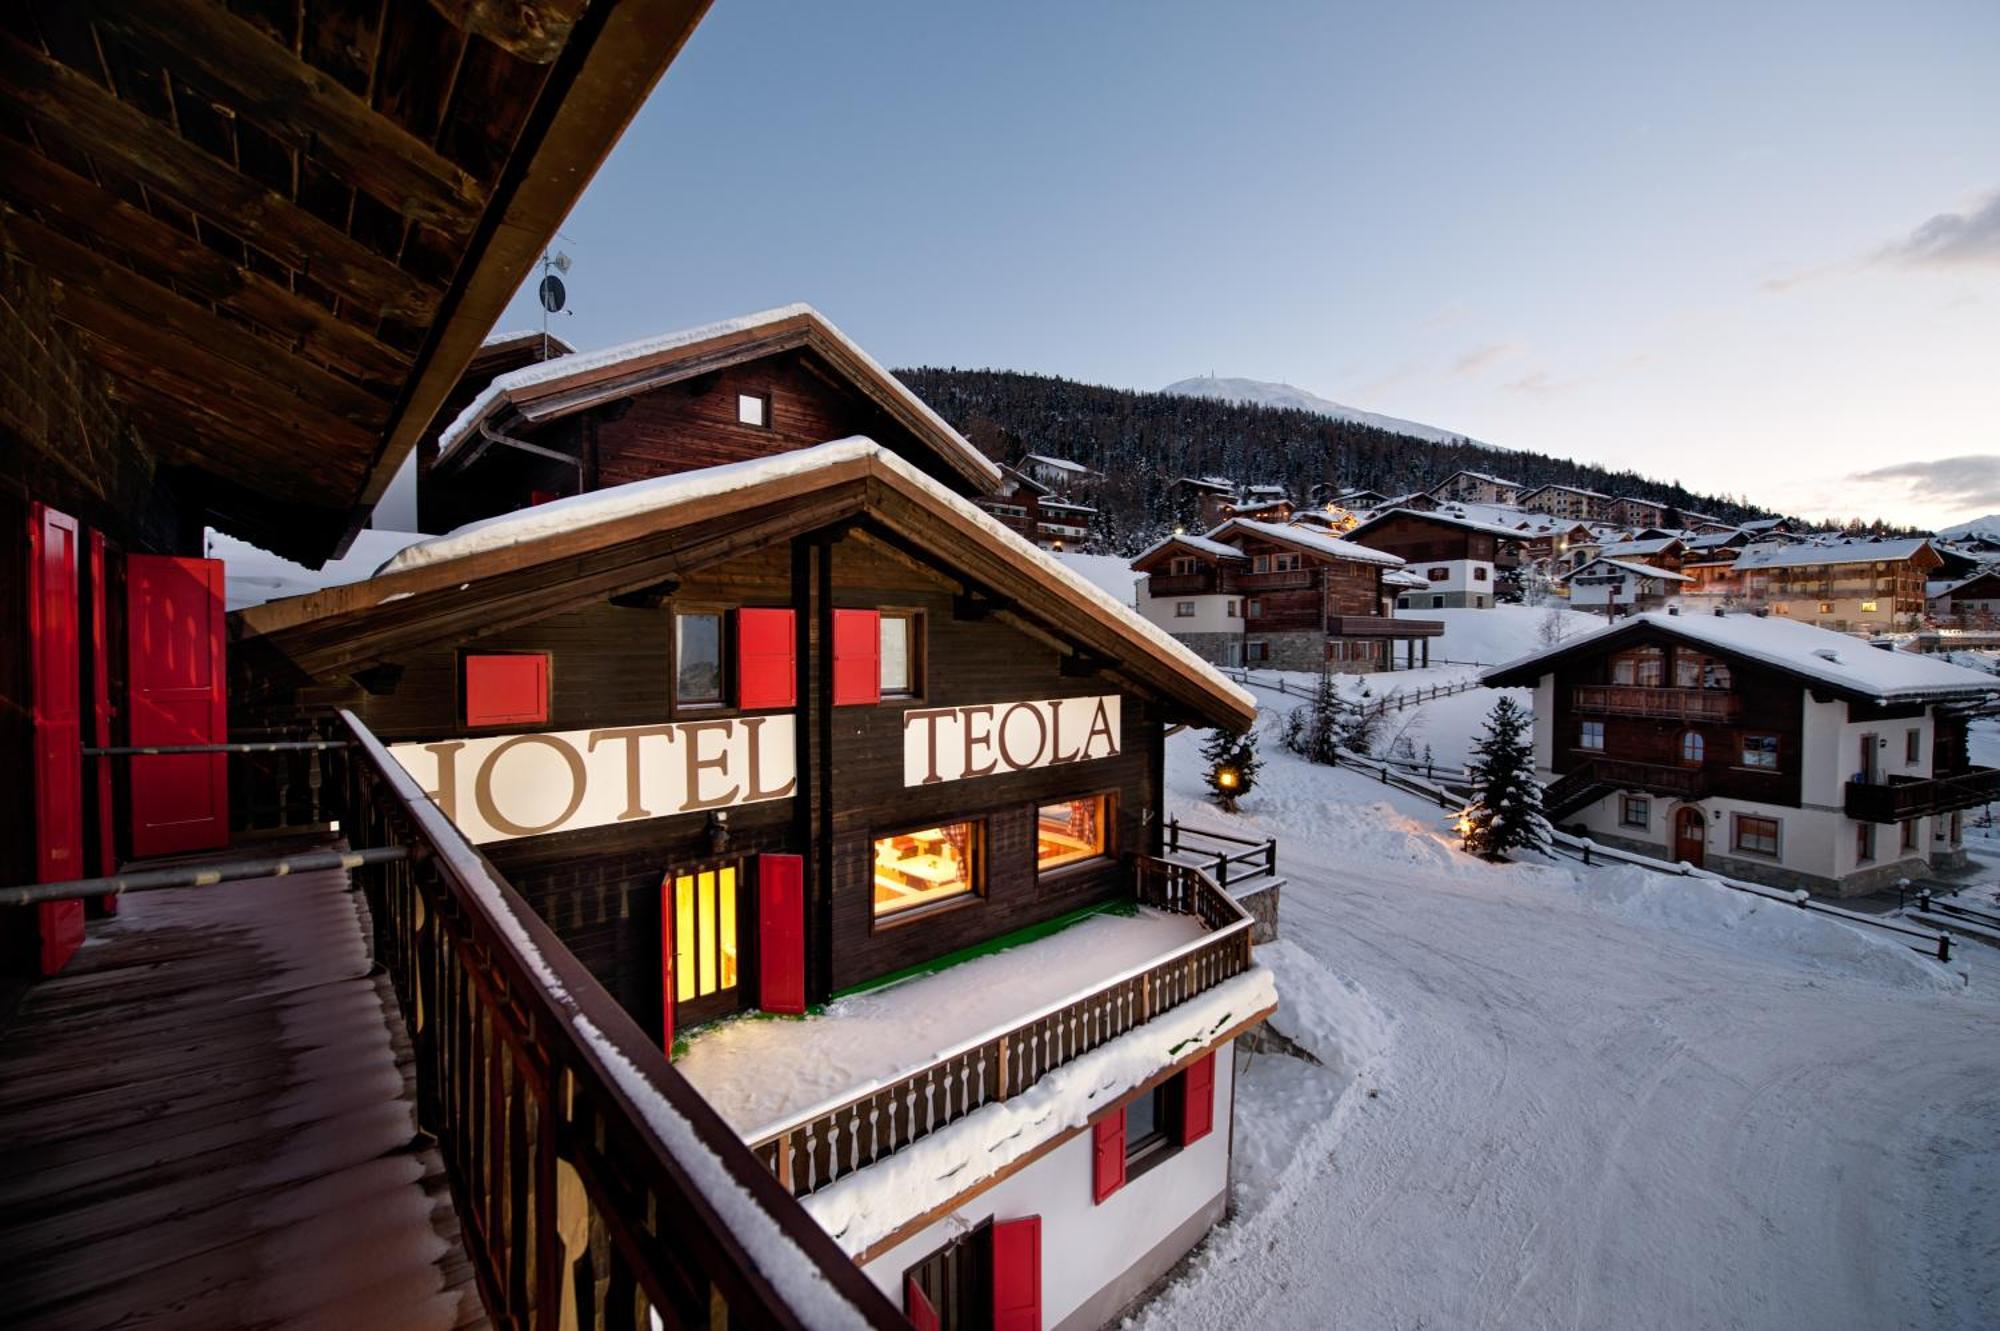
[0,845,488,1331]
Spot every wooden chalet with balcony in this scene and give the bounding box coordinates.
[1428,470,1522,505]
[1518,484,1614,524]
[1704,537,1943,633]
[1345,508,1523,610]
[975,463,1101,551]
[1486,611,1999,897]
[1133,519,1444,672]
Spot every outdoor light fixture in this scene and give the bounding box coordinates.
[1216,767,1241,791]
[707,809,731,855]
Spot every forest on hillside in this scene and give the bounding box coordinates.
[895,367,1771,554]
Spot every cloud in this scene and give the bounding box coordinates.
[1876,190,2000,269]
[1502,368,1579,395]
[1848,454,2000,511]
[1451,342,1519,377]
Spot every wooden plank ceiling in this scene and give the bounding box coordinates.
[0,0,709,565]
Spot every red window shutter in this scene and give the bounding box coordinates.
[736,608,796,710]
[990,1216,1042,1331]
[757,853,807,1014]
[529,489,559,506]
[1091,1108,1126,1203]
[905,1277,940,1331]
[831,608,880,706]
[1179,1052,1217,1145]
[86,530,118,905]
[659,871,677,1053]
[465,653,548,727]
[28,503,85,975]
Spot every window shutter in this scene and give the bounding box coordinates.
[1091,1109,1126,1203]
[658,872,677,1053]
[757,853,807,1015]
[465,654,549,727]
[990,1216,1042,1331]
[831,608,880,706]
[28,503,86,975]
[1179,1052,1217,1145]
[905,1277,940,1331]
[736,608,795,710]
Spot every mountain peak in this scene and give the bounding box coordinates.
[1160,375,1486,449]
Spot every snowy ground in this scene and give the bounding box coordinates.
[1131,726,2000,1331]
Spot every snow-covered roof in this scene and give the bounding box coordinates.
[1741,517,1787,531]
[1175,475,1237,492]
[478,327,575,354]
[1347,507,1528,540]
[207,527,430,611]
[1021,452,1089,474]
[1432,469,1521,490]
[1207,518,1405,566]
[1383,568,1430,589]
[1732,537,1936,571]
[1601,537,1684,558]
[1562,557,1694,583]
[1485,611,2000,703]
[1682,530,1746,551]
[434,304,1002,491]
[1132,532,1249,564]
[1521,483,1613,501]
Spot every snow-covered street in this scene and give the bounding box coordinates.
[1136,727,2000,1331]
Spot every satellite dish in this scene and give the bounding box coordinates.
[538,274,566,313]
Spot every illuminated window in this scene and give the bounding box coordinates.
[669,865,739,1004]
[873,821,982,919]
[1860,600,1878,613]
[737,393,769,427]
[676,611,724,705]
[1037,796,1109,874]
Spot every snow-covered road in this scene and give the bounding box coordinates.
[1136,735,2000,1331]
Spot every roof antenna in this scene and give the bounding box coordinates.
[537,239,575,359]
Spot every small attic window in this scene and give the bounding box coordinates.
[737,393,770,428]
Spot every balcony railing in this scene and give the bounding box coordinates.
[1573,684,1741,723]
[1844,766,2000,823]
[1238,569,1314,590]
[1580,757,1710,800]
[1145,572,1220,596]
[337,711,904,1331]
[746,856,1256,1199]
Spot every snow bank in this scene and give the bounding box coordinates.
[207,527,429,611]
[800,965,1277,1255]
[1425,604,1601,664]
[1052,552,1141,607]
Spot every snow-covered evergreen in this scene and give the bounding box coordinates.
[1461,696,1552,860]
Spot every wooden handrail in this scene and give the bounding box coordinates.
[336,711,904,1331]
[748,856,1256,1199]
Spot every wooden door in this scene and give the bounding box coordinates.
[1674,807,1705,868]
[28,503,85,975]
[86,531,119,908]
[1858,733,1879,784]
[125,556,228,857]
[662,863,745,1042]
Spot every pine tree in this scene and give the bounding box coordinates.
[1461,696,1551,861]
[1201,727,1262,811]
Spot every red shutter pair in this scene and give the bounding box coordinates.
[903,1218,1040,1331]
[1091,1053,1219,1204]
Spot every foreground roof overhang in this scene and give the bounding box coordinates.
[0,0,711,564]
[233,439,1255,731]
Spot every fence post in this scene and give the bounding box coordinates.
[1939,932,1952,963]
[1265,839,1276,877]
[1216,853,1230,890]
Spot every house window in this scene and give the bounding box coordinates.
[1741,735,1779,770]
[873,820,983,920]
[1427,567,1450,582]
[1579,720,1605,751]
[1252,555,1270,573]
[1818,602,1833,614]
[1856,821,1875,864]
[675,611,724,706]
[1272,552,1302,572]
[1226,600,1239,616]
[1901,819,1918,852]
[1169,556,1199,576]
[1246,598,1263,618]
[1245,640,1270,663]
[1123,1081,1175,1174]
[1473,567,1489,581]
[1430,595,1445,609]
[1733,815,1780,857]
[464,653,549,728]
[1680,731,1705,764]
[1611,646,1665,687]
[1037,796,1109,873]
[1620,794,1650,829]
[880,611,920,696]
[1674,653,1732,689]
[1397,596,1410,609]
[1174,601,1196,618]
[666,864,739,1005]
[736,392,770,427]
[1905,730,1920,765]
[1860,600,1878,613]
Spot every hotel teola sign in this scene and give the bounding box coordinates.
[391,717,796,845]
[903,694,1120,787]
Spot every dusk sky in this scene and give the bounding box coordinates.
[494,1,2000,528]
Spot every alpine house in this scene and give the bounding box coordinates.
[231,307,1279,1330]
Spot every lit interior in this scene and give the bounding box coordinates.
[873,822,978,917]
[672,866,737,1002]
[1037,796,1107,871]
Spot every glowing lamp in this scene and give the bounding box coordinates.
[1216,766,1241,791]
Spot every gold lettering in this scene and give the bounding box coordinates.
[997,702,1048,771]
[678,720,742,812]
[905,707,957,785]
[740,717,796,801]
[1082,697,1118,758]
[420,741,466,823]
[586,725,680,821]
[474,734,587,838]
[960,705,999,779]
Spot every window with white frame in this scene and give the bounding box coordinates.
[1619,794,1649,828]
[736,393,770,427]
[1174,601,1196,618]
[1740,735,1778,769]
[1733,814,1780,857]
[1579,720,1605,750]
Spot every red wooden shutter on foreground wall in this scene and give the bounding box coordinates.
[87,531,118,905]
[28,503,85,975]
[1091,1109,1126,1203]
[659,872,677,1051]
[990,1215,1042,1331]
[126,555,228,858]
[464,653,548,728]
[757,853,806,1014]
[1179,1052,1217,1145]
[736,608,795,710]
[831,608,879,706]
[905,1277,939,1331]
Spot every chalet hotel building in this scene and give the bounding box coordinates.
[222,306,1277,1328]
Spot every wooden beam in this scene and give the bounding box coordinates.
[0,29,438,323]
[608,577,680,610]
[345,0,715,551]
[77,0,487,228]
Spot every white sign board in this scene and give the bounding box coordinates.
[390,716,795,845]
[902,695,1121,787]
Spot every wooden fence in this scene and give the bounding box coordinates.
[747,856,1255,1200]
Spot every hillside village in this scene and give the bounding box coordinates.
[1,8,1997,1331]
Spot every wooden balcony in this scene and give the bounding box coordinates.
[1578,757,1710,800]
[1238,569,1315,590]
[744,856,1258,1199]
[1145,572,1221,596]
[1325,613,1446,639]
[1572,684,1741,723]
[1845,766,2000,823]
